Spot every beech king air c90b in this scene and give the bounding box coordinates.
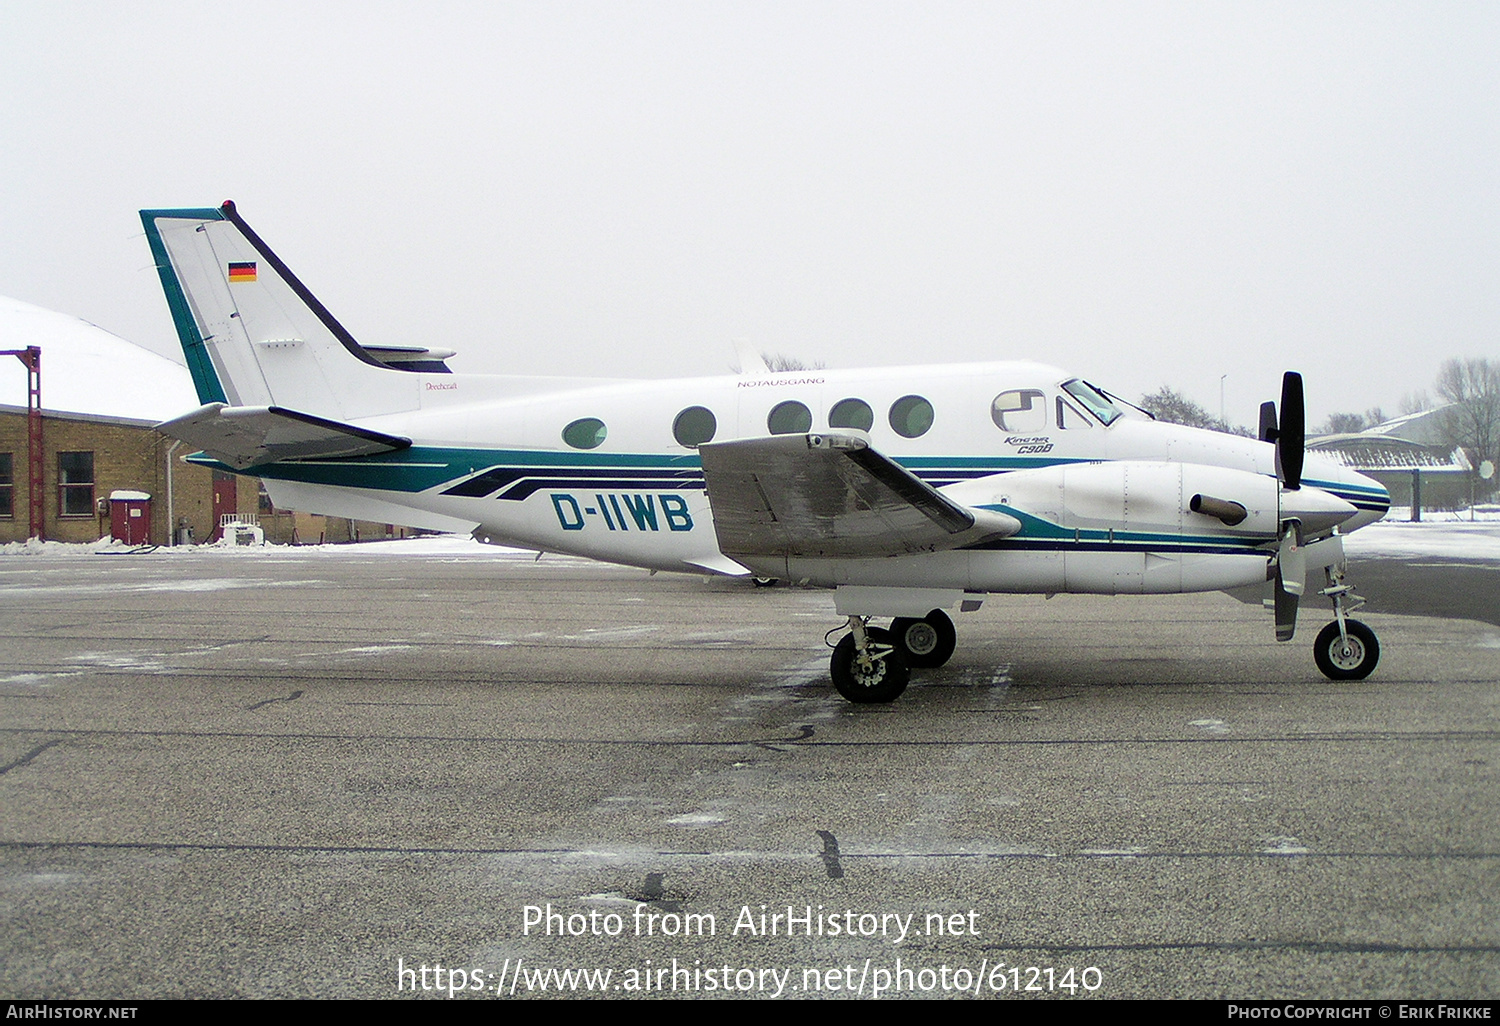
[142,202,1391,703]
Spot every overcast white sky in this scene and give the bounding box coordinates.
[2,2,1497,425]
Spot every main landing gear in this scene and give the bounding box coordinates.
[889,610,957,668]
[828,610,956,703]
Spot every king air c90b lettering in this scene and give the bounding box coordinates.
[142,201,1392,703]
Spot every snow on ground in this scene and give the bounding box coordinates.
[0,534,535,560]
[1342,507,1500,563]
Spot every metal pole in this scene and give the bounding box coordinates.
[2,346,42,540]
[165,439,182,545]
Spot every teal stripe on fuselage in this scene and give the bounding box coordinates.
[898,455,1095,471]
[193,448,1381,532]
[974,503,1269,552]
[187,446,707,492]
[188,447,1096,493]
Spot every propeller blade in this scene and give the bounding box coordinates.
[1278,522,1306,597]
[1274,564,1300,642]
[1276,372,1304,489]
[1259,401,1278,443]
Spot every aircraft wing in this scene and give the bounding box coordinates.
[698,432,1020,559]
[157,403,412,470]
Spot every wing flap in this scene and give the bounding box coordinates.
[699,432,1019,559]
[157,403,411,470]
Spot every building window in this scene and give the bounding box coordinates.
[58,451,95,517]
[0,453,12,518]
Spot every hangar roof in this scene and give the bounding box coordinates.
[0,295,198,422]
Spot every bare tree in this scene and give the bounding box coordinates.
[1322,412,1368,435]
[762,352,825,372]
[1434,357,1500,474]
[1399,390,1431,416]
[1139,385,1252,435]
[1320,407,1390,434]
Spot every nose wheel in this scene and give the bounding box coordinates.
[1313,619,1379,680]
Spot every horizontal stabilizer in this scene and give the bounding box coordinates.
[699,432,1020,559]
[156,403,411,470]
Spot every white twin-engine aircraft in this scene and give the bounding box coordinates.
[143,202,1390,703]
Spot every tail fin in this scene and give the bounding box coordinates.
[139,202,419,420]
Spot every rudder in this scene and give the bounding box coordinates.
[139,202,419,421]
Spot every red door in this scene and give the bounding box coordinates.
[212,471,237,542]
[109,494,152,545]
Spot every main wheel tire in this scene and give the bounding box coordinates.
[1313,619,1379,680]
[830,627,910,703]
[752,577,779,588]
[889,610,957,668]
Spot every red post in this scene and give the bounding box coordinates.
[3,347,43,540]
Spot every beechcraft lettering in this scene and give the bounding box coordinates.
[142,201,1392,703]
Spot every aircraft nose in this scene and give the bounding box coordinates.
[1281,485,1358,536]
[1360,471,1392,512]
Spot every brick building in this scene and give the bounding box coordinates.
[1,296,403,546]
[0,404,219,545]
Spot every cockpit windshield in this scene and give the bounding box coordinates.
[1061,379,1122,426]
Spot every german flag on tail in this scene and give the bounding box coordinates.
[228,261,257,283]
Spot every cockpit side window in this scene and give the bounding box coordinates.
[1061,379,1122,426]
[1056,395,1093,429]
[991,389,1048,432]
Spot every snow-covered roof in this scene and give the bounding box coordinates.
[1362,405,1458,446]
[0,295,199,422]
[1308,434,1470,473]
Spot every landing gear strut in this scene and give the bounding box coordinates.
[829,617,909,703]
[1313,562,1379,680]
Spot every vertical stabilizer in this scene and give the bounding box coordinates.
[140,202,419,420]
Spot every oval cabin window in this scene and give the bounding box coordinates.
[562,417,608,450]
[828,398,874,432]
[673,406,717,447]
[767,400,813,435]
[888,395,934,438]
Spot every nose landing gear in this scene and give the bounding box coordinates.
[1314,619,1379,680]
[1313,563,1379,680]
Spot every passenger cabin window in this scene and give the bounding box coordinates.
[828,398,874,432]
[767,400,812,435]
[1056,396,1092,429]
[673,406,717,447]
[562,417,607,450]
[889,395,934,438]
[1061,379,1122,426]
[991,389,1047,432]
